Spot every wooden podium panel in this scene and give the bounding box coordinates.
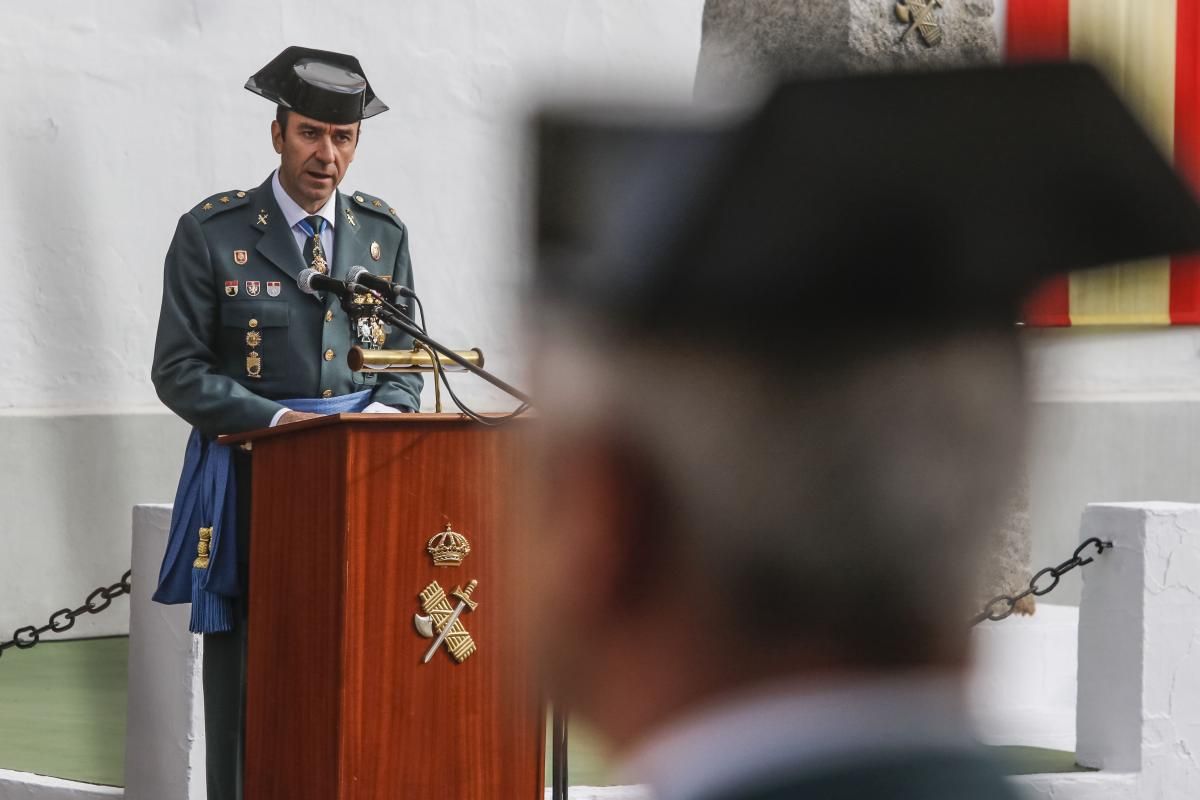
[230,415,543,800]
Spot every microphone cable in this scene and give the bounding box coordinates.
[399,287,531,427]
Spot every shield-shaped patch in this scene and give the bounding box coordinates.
[246,281,261,297]
[233,250,249,265]
[267,281,281,297]
[225,281,239,297]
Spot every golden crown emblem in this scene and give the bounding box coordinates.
[427,523,471,567]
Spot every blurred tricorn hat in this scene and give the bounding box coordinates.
[246,46,388,124]
[535,63,1200,336]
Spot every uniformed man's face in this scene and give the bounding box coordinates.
[272,111,359,212]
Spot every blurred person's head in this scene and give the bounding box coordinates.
[519,63,1200,756]
[526,321,1025,747]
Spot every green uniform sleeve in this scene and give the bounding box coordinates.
[369,223,424,411]
[152,213,285,436]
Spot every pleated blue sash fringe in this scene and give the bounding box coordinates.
[153,391,372,633]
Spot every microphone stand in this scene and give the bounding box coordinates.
[344,284,533,407]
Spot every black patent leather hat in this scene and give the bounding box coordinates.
[245,46,388,124]
[535,63,1200,337]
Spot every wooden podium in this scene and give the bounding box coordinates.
[221,414,544,800]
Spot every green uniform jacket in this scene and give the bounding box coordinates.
[152,174,423,437]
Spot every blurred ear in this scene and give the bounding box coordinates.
[534,430,671,636]
[271,120,284,154]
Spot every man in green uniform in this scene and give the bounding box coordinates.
[151,46,422,800]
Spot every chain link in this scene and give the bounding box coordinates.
[0,569,132,659]
[970,538,1111,626]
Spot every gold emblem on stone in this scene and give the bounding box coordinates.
[896,0,943,47]
[414,579,479,663]
[370,241,381,261]
[427,523,471,567]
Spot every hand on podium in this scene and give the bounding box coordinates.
[276,410,322,426]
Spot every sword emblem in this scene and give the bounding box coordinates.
[414,579,478,664]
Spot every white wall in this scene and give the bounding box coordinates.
[0,1,706,636]
[2,0,1199,631]
[1025,329,1200,605]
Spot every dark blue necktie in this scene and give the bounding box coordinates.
[298,215,328,273]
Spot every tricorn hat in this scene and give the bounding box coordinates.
[245,46,388,124]
[536,63,1200,339]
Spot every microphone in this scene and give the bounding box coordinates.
[297,268,350,298]
[346,265,414,299]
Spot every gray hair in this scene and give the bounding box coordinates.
[539,323,1028,665]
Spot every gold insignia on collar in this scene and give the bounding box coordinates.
[370,241,382,261]
[345,208,358,227]
[219,196,230,204]
[372,199,382,208]
[202,202,214,211]
[257,211,269,226]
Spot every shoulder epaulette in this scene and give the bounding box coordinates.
[349,190,405,229]
[190,189,252,220]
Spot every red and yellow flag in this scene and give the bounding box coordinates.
[1010,0,1200,325]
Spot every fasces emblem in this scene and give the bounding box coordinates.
[895,0,943,47]
[415,580,479,663]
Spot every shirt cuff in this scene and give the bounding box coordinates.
[268,407,290,428]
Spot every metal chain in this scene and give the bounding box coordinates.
[970,538,1111,626]
[0,569,132,660]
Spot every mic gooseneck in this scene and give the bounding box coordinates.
[346,265,415,299]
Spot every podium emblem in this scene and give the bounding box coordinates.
[427,523,471,567]
[414,579,479,663]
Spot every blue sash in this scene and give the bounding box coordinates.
[152,391,372,633]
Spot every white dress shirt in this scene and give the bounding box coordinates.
[266,171,403,425]
[271,169,337,264]
[619,674,977,800]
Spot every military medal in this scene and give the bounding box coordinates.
[245,331,263,348]
[370,241,381,261]
[233,250,249,265]
[225,281,239,297]
[246,351,262,378]
[246,281,262,297]
[267,281,281,297]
